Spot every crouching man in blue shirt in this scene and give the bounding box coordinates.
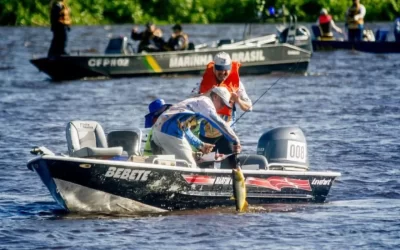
[152,86,241,167]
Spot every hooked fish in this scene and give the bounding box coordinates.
[232,165,248,212]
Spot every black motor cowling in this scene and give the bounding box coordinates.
[257,126,309,171]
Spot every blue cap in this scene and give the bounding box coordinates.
[144,99,171,128]
[268,7,275,16]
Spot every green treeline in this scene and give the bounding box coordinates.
[1,0,399,26]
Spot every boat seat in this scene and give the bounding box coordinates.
[188,42,195,50]
[107,129,142,156]
[105,37,130,55]
[66,121,123,158]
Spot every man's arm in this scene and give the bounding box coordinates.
[183,127,203,150]
[131,30,143,41]
[191,97,240,144]
[354,5,366,20]
[232,81,252,111]
[331,20,343,33]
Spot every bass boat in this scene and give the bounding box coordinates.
[311,25,400,53]
[27,120,341,214]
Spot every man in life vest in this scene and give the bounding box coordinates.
[193,52,252,155]
[317,8,343,41]
[131,22,166,53]
[143,99,172,156]
[345,0,366,41]
[48,0,71,57]
[152,87,241,168]
[164,24,189,51]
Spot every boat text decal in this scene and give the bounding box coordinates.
[88,58,129,67]
[169,54,213,68]
[231,50,265,63]
[311,178,332,186]
[169,50,266,68]
[104,167,150,181]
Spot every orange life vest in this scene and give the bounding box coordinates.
[199,61,241,117]
[318,14,333,38]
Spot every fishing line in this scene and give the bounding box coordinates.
[211,54,306,147]
[232,54,305,127]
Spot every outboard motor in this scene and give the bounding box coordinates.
[257,126,309,171]
[217,39,235,47]
[278,15,312,51]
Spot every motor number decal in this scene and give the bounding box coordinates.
[286,140,307,163]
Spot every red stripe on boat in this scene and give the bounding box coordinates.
[246,176,311,191]
[182,175,216,185]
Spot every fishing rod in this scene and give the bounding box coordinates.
[213,54,305,170]
[231,55,305,128]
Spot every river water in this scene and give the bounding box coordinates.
[0,24,399,249]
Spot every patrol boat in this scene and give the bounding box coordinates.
[27,120,341,214]
[30,23,312,81]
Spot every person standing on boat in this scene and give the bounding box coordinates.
[152,87,241,168]
[394,18,400,42]
[143,99,172,156]
[48,0,71,57]
[131,22,165,53]
[192,52,252,155]
[164,24,189,51]
[317,8,343,40]
[345,0,366,42]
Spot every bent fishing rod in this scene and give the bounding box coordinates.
[231,55,305,127]
[223,55,306,169]
[208,54,306,166]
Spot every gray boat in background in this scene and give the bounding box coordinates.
[31,21,312,81]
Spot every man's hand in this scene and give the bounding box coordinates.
[199,143,214,154]
[231,92,239,103]
[232,143,242,154]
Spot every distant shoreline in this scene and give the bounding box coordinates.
[1,1,398,26]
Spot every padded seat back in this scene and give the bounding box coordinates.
[107,129,142,156]
[66,121,123,158]
[105,37,128,54]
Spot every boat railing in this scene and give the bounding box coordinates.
[219,34,277,49]
[268,163,309,172]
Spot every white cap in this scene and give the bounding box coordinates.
[320,8,328,15]
[211,86,232,108]
[214,52,232,71]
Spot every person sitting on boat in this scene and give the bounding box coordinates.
[143,99,172,156]
[317,8,343,41]
[164,24,189,51]
[152,86,241,168]
[48,0,71,57]
[345,0,366,42]
[131,22,165,53]
[191,52,252,155]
